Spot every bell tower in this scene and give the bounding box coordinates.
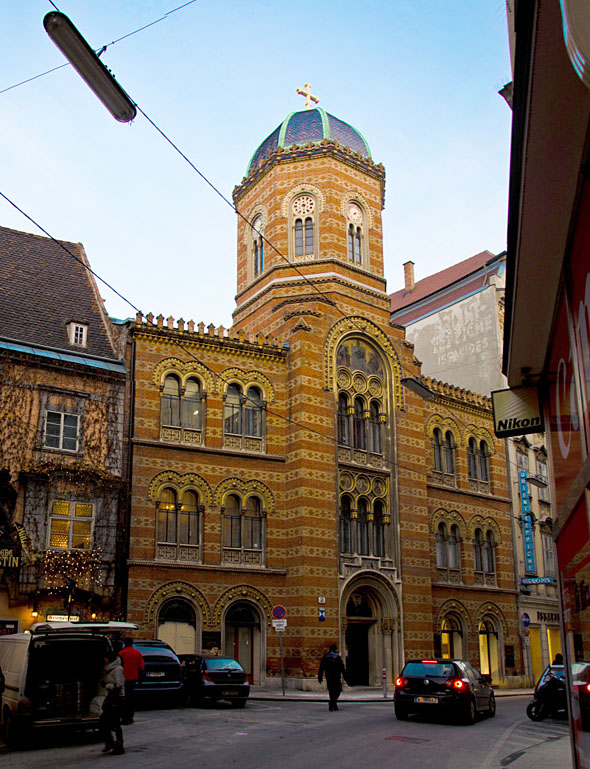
[231,96,389,336]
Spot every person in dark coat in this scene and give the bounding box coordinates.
[97,649,125,755]
[318,644,347,711]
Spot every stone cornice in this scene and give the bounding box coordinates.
[131,437,286,462]
[233,140,386,208]
[234,272,390,321]
[424,376,492,410]
[127,559,287,576]
[427,480,511,506]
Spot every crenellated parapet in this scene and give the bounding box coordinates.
[423,376,492,412]
[133,311,289,362]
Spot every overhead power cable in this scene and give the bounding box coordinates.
[0,0,199,95]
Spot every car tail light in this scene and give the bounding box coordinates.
[17,700,33,714]
[203,673,213,682]
[586,683,590,693]
[445,678,466,690]
[395,677,408,687]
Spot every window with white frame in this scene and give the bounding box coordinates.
[536,458,550,502]
[543,530,556,576]
[67,322,88,347]
[44,411,79,452]
[48,500,93,550]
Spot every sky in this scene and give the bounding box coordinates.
[2,1,513,329]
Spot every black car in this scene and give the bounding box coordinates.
[133,640,184,703]
[394,659,495,724]
[179,653,250,708]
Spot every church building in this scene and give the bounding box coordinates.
[124,97,520,688]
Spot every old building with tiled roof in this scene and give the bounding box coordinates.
[0,225,126,629]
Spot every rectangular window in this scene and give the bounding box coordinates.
[537,460,550,502]
[44,411,79,452]
[517,451,529,473]
[543,533,556,576]
[48,501,93,550]
[223,404,241,435]
[68,322,88,347]
[223,515,241,548]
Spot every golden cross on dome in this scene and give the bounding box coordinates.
[296,82,319,109]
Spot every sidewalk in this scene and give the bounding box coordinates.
[249,685,534,702]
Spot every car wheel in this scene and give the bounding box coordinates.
[486,693,496,718]
[462,698,477,725]
[231,699,247,709]
[394,703,409,720]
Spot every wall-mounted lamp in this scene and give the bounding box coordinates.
[400,377,435,401]
[525,475,548,489]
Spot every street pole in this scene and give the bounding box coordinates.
[279,630,285,696]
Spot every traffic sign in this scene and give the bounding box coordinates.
[272,619,287,631]
[272,605,287,620]
[522,612,531,627]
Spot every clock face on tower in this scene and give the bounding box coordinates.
[348,202,363,224]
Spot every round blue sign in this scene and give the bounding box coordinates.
[522,612,531,627]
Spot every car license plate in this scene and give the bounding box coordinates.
[147,671,166,677]
[414,696,438,703]
[222,689,238,696]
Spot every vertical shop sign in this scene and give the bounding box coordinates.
[520,471,536,573]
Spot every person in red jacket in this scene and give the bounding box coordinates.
[119,637,145,724]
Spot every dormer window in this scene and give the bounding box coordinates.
[68,322,88,347]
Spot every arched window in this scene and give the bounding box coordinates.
[436,522,448,568]
[346,201,365,264]
[484,530,496,574]
[161,375,181,426]
[292,194,316,258]
[252,216,264,276]
[245,386,263,437]
[357,498,369,555]
[244,496,262,550]
[368,400,382,454]
[448,524,460,570]
[373,499,386,558]
[353,396,366,450]
[179,490,199,546]
[340,495,353,554]
[222,493,266,565]
[479,617,500,678]
[433,428,443,472]
[157,488,177,544]
[444,431,455,475]
[183,378,202,430]
[467,438,478,479]
[156,487,201,562]
[473,528,484,572]
[441,615,463,659]
[223,383,266,450]
[224,384,242,435]
[478,441,489,482]
[337,393,350,446]
[223,494,241,548]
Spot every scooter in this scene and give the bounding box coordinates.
[526,671,567,721]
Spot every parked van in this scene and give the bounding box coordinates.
[0,621,137,745]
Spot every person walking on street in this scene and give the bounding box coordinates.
[98,649,125,755]
[318,644,347,711]
[119,637,145,725]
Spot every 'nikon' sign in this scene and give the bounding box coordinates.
[492,386,545,438]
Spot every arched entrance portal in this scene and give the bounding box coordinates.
[341,576,401,687]
[157,599,197,654]
[224,602,261,684]
[345,592,374,685]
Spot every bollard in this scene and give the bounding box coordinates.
[382,667,387,698]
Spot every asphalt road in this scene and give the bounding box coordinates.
[0,695,572,769]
